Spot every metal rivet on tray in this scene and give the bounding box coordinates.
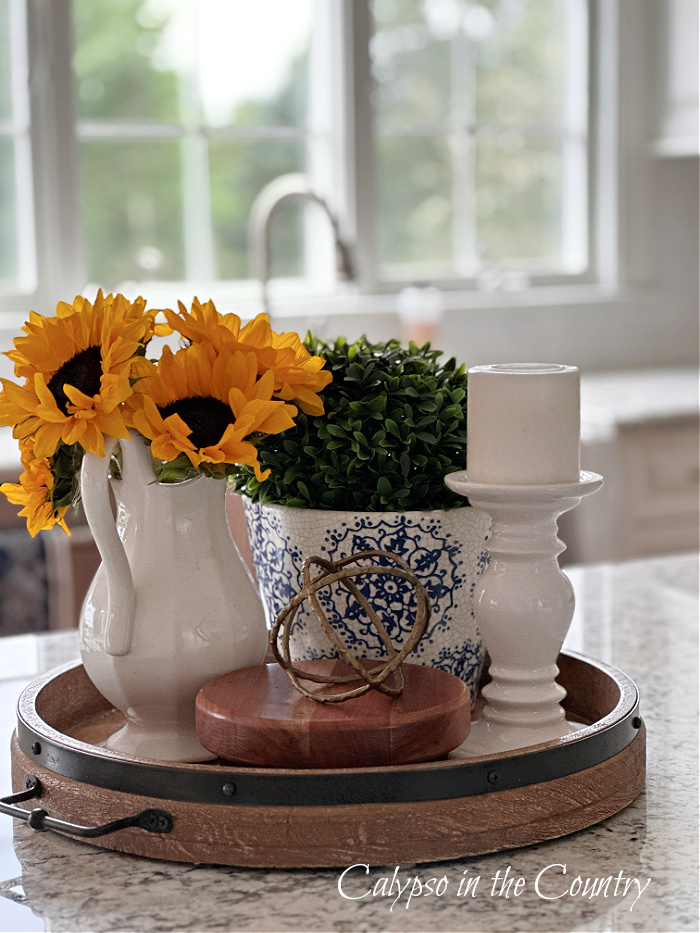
[31,742,41,755]
[222,782,237,797]
[632,717,642,729]
[27,808,47,831]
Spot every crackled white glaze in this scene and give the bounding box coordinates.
[243,500,492,698]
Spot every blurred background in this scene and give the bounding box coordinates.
[0,0,697,634]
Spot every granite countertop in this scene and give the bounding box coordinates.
[0,552,697,933]
[580,367,699,442]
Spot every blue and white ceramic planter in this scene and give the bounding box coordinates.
[242,500,491,699]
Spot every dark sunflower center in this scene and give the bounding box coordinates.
[47,346,103,415]
[159,396,234,449]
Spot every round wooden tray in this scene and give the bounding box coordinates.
[8,651,645,868]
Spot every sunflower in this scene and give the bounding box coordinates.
[127,341,298,480]
[0,443,70,537]
[0,291,164,459]
[164,299,332,416]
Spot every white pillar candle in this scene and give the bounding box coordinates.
[466,363,581,484]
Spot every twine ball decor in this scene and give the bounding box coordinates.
[270,550,432,703]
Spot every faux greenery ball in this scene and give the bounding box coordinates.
[234,335,470,512]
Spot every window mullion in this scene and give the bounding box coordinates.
[179,2,216,283]
[451,13,477,278]
[26,0,82,305]
[305,0,340,289]
[8,0,35,295]
[180,133,216,282]
[590,0,619,290]
[560,0,589,273]
[343,0,375,293]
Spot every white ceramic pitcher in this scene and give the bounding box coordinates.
[79,430,268,762]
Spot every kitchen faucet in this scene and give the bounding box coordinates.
[248,173,355,318]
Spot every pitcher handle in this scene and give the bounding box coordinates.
[80,435,135,657]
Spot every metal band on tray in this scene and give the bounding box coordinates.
[15,652,642,809]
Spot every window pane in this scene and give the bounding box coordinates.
[476,0,567,126]
[371,0,452,129]
[80,139,184,287]
[475,135,562,266]
[209,138,304,279]
[371,0,589,280]
[376,135,453,274]
[73,0,180,121]
[0,137,17,284]
[0,0,11,120]
[74,0,311,127]
[198,0,311,128]
[74,1,316,288]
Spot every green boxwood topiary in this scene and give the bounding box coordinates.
[233,334,470,511]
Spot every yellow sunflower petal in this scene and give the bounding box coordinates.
[96,373,133,412]
[4,293,156,451]
[32,422,67,459]
[63,384,98,411]
[0,452,70,536]
[208,435,270,482]
[0,379,39,424]
[92,406,130,441]
[287,385,327,416]
[62,416,89,448]
[130,407,158,441]
[33,376,65,422]
[123,336,302,470]
[162,412,197,449]
[77,422,106,458]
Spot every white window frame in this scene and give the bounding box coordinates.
[3,0,80,316]
[0,0,651,327]
[354,0,595,292]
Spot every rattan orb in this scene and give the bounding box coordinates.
[270,550,431,703]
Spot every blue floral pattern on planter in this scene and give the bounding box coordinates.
[243,501,491,700]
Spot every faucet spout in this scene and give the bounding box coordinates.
[248,173,355,317]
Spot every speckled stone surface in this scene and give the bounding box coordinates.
[580,367,698,431]
[0,553,696,933]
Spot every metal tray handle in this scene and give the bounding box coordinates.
[0,776,173,838]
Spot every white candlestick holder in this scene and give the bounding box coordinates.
[444,469,603,757]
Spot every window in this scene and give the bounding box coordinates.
[74,0,321,288]
[371,0,589,283]
[2,0,595,312]
[0,0,34,294]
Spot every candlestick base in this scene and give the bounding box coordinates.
[452,716,583,758]
[444,470,603,757]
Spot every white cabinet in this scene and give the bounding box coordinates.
[561,369,699,563]
[619,420,699,556]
